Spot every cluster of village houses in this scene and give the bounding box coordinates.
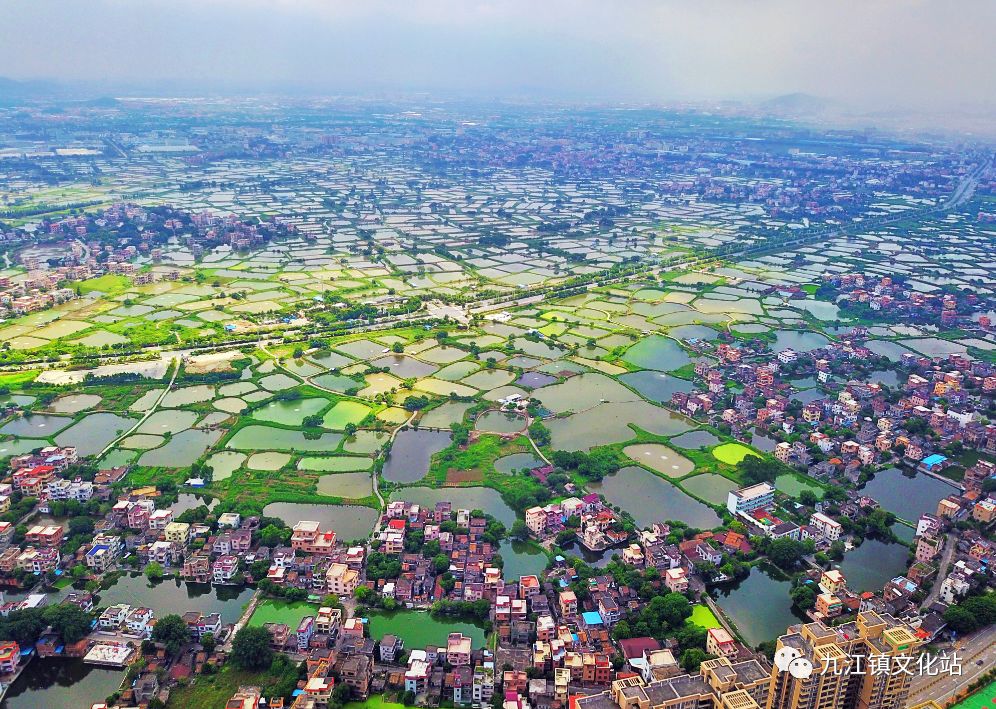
[0,203,294,317]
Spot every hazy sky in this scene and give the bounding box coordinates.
[2,0,994,109]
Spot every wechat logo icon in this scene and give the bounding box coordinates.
[774,647,814,679]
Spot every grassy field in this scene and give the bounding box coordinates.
[712,442,759,466]
[165,666,289,709]
[689,604,723,629]
[345,697,405,709]
[0,370,39,387]
[247,599,317,628]
[78,273,134,295]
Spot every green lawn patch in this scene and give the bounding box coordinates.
[249,599,317,628]
[345,697,405,709]
[78,273,133,295]
[712,442,760,466]
[0,370,39,387]
[689,604,723,630]
[166,665,293,709]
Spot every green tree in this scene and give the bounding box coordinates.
[258,524,289,548]
[200,631,216,654]
[43,604,91,644]
[510,519,530,541]
[433,554,450,574]
[768,538,805,569]
[681,648,713,672]
[737,456,781,485]
[403,395,430,412]
[145,562,165,581]
[790,585,817,611]
[231,626,274,670]
[0,608,47,646]
[152,614,190,655]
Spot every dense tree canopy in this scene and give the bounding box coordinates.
[152,614,191,655]
[231,626,275,670]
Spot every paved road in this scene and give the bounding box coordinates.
[908,624,996,705]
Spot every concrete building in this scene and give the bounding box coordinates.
[727,483,775,516]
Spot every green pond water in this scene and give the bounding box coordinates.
[1,659,123,709]
[247,451,291,470]
[172,493,218,516]
[774,474,824,499]
[463,369,516,390]
[500,540,548,580]
[475,410,526,433]
[227,425,343,452]
[434,361,480,382]
[0,414,73,438]
[93,573,253,625]
[713,565,807,647]
[860,467,959,522]
[494,452,545,474]
[299,456,372,472]
[669,325,719,341]
[670,430,720,449]
[382,430,452,483]
[623,443,694,477]
[250,599,317,628]
[771,330,830,353]
[48,394,101,414]
[390,486,515,527]
[138,428,222,466]
[590,466,722,529]
[138,409,198,435]
[322,401,372,429]
[533,372,636,414]
[865,340,914,361]
[205,451,246,481]
[343,430,390,455]
[56,413,134,456]
[419,401,473,428]
[97,448,137,468]
[837,539,910,593]
[618,370,696,404]
[682,474,738,506]
[317,472,374,498]
[622,336,691,371]
[252,397,328,426]
[364,609,487,649]
[547,401,691,451]
[312,373,363,392]
[0,438,48,456]
[261,502,378,541]
[371,355,438,378]
[160,384,214,407]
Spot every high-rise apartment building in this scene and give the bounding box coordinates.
[766,611,923,709]
[574,612,922,709]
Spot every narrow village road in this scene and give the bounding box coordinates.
[923,534,957,608]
